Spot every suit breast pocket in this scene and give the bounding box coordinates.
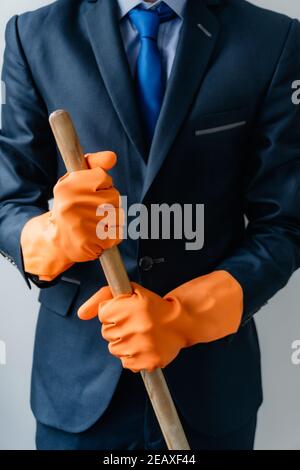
[188,107,250,186]
[195,120,246,137]
[194,107,249,141]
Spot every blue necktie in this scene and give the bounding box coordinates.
[128,3,177,143]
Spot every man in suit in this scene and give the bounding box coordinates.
[0,0,300,450]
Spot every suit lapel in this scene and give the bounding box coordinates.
[84,0,147,162]
[142,0,220,200]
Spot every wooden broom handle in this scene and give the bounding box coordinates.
[49,110,190,450]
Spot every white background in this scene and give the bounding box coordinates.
[0,0,300,450]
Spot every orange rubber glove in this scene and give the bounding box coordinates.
[21,152,123,281]
[78,271,243,372]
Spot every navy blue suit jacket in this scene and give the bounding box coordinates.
[1,0,300,435]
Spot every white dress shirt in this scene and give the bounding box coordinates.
[117,0,187,81]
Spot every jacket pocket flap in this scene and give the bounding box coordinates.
[195,107,249,135]
[38,278,80,316]
[195,120,247,136]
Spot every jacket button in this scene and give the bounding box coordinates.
[139,256,154,272]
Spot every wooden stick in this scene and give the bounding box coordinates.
[49,110,190,450]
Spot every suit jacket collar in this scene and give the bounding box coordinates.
[141,0,220,199]
[84,0,148,162]
[85,0,221,198]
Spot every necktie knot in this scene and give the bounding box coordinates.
[128,2,177,40]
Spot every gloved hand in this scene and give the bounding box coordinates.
[21,151,123,281]
[78,271,243,372]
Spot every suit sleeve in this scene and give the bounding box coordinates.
[0,16,57,285]
[217,19,300,323]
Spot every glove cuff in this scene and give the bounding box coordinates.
[21,212,73,281]
[165,270,243,345]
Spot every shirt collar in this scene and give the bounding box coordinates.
[117,0,187,20]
